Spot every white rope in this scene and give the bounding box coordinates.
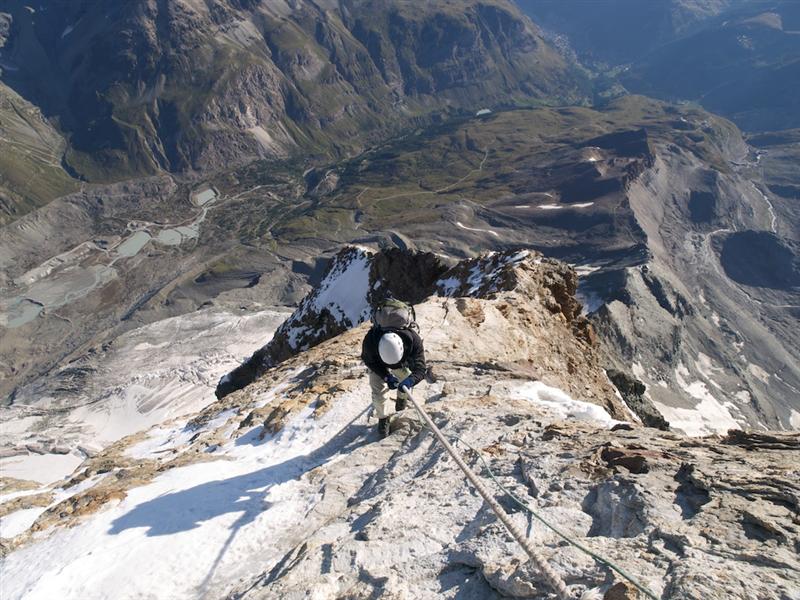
[400,385,590,599]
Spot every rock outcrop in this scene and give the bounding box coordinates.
[216,248,610,408]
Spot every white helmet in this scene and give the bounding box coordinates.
[378,332,405,365]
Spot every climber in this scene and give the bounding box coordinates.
[361,299,426,438]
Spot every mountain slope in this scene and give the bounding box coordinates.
[268,96,799,432]
[518,0,800,131]
[0,0,582,181]
[0,80,79,225]
[1,250,797,600]
[515,0,737,65]
[3,96,797,436]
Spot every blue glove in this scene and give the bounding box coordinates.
[399,376,415,391]
[384,374,399,390]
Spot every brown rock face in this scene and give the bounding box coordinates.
[604,581,639,600]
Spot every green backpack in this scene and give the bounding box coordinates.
[372,298,418,332]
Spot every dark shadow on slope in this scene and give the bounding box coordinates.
[673,463,710,520]
[439,562,505,600]
[109,408,370,538]
[719,230,800,290]
[109,408,371,592]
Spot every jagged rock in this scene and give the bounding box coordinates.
[216,247,450,398]
[216,248,623,417]
[0,477,40,494]
[599,444,672,474]
[606,369,669,430]
[0,447,27,459]
[0,492,54,520]
[722,430,800,451]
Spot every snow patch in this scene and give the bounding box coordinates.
[576,288,603,315]
[437,277,461,297]
[455,221,499,237]
[0,453,84,485]
[537,202,594,210]
[748,363,770,383]
[573,264,601,277]
[0,507,47,539]
[695,353,722,389]
[508,381,621,428]
[126,409,239,460]
[632,362,646,380]
[790,410,800,429]
[664,363,741,436]
[0,487,47,506]
[1,308,289,484]
[307,250,371,329]
[437,251,530,297]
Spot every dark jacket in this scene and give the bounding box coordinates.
[361,326,426,385]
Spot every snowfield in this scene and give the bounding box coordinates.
[2,381,372,600]
[0,307,291,485]
[507,381,621,428]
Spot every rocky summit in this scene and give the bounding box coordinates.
[1,250,797,599]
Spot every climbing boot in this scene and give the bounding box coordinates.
[395,397,407,412]
[377,417,390,438]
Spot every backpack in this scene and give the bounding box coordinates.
[372,298,419,332]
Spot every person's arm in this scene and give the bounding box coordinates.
[361,329,389,379]
[405,331,427,385]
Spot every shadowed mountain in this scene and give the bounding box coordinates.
[517,0,800,131]
[0,0,583,185]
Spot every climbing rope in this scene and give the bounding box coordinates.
[401,386,660,600]
[400,385,577,600]
[446,433,660,600]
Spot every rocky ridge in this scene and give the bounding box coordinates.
[217,248,612,413]
[1,249,797,599]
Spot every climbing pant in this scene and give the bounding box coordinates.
[369,367,412,419]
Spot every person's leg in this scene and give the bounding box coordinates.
[369,371,392,437]
[391,367,412,411]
